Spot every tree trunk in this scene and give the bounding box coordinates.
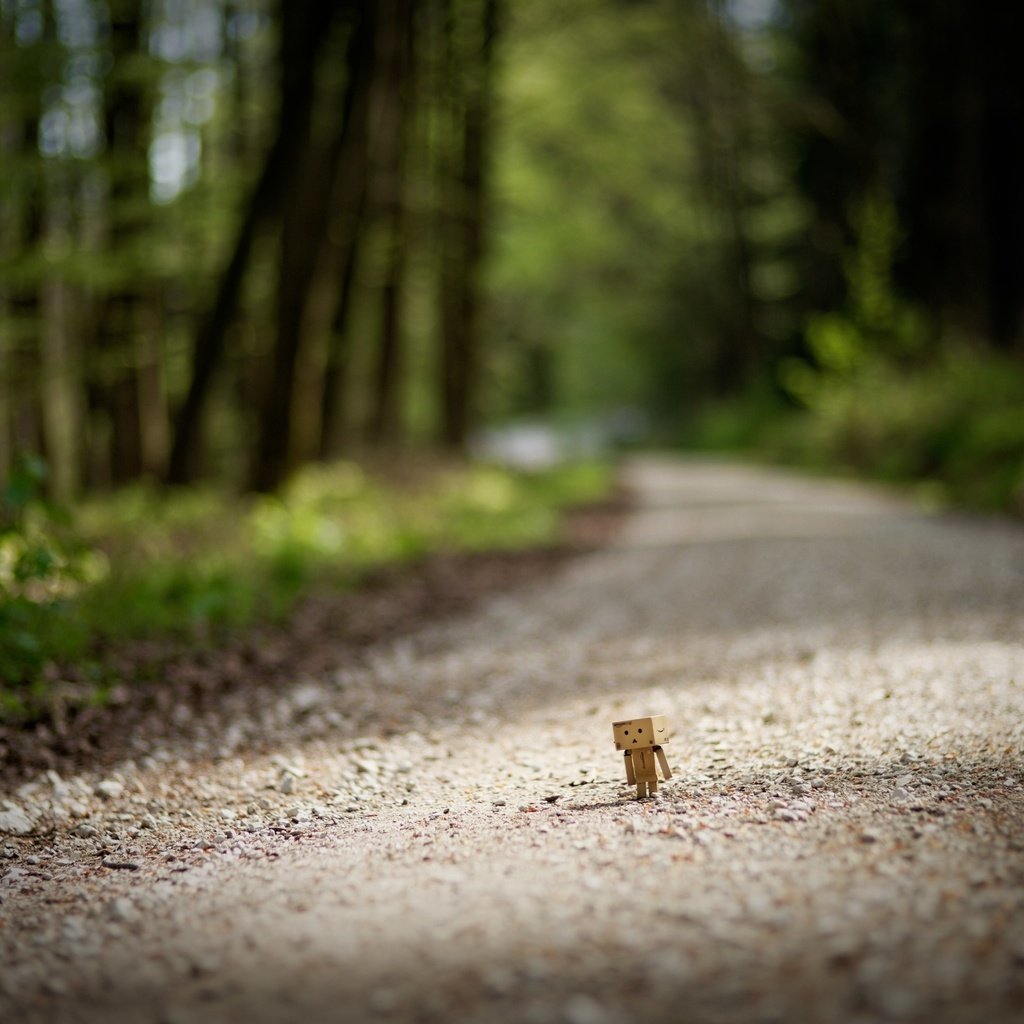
[977,7,1024,350]
[436,0,467,450]
[368,0,415,447]
[370,198,408,446]
[169,0,341,487]
[246,1,365,491]
[166,147,284,484]
[438,0,499,450]
[316,5,375,460]
[39,275,82,501]
[90,0,150,486]
[318,214,364,460]
[1,0,59,487]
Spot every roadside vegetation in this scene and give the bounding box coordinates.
[690,349,1024,519]
[685,198,1024,517]
[2,0,1021,726]
[762,348,1024,516]
[0,458,612,724]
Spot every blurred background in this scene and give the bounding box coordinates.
[2,0,1024,720]
[1,0,1022,504]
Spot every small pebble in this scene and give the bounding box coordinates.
[0,808,34,835]
[95,780,124,801]
[564,993,609,1024]
[104,898,135,923]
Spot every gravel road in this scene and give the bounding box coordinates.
[2,457,1023,1024]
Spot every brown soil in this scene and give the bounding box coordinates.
[0,487,633,787]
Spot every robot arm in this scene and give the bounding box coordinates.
[623,750,636,784]
[654,745,672,779]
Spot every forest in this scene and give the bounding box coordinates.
[2,0,1023,714]
[2,0,1022,497]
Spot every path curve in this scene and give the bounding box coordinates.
[2,457,1023,1024]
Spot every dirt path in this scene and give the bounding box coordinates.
[2,457,1023,1024]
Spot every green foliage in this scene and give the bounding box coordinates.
[247,463,427,596]
[488,0,788,422]
[678,385,789,453]
[0,458,614,723]
[767,349,1024,514]
[780,195,927,407]
[437,463,608,551]
[709,193,1024,517]
[0,456,95,716]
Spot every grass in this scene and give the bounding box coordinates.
[0,457,613,724]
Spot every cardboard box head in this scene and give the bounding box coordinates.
[612,714,669,750]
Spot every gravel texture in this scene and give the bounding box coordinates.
[1,456,1023,1024]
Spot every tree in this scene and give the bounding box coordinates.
[0,0,56,485]
[436,0,500,449]
[317,4,377,460]
[90,0,152,485]
[779,0,1024,353]
[367,0,416,447]
[899,2,1024,350]
[169,0,344,486]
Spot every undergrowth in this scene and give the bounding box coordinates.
[684,349,1024,518]
[0,458,612,724]
[686,196,1024,517]
[765,348,1024,513]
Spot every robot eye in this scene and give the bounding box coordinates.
[623,730,629,735]
[638,727,643,733]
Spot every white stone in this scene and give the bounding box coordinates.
[0,808,33,835]
[95,780,124,800]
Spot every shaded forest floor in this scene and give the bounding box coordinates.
[0,486,633,788]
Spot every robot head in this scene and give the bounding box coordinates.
[612,714,669,751]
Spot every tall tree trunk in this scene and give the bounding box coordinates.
[246,1,362,492]
[247,150,327,491]
[436,0,466,450]
[370,197,408,445]
[169,0,341,486]
[90,0,148,486]
[136,301,169,475]
[316,4,375,459]
[1,0,57,486]
[438,0,499,450]
[977,6,1024,350]
[900,2,1024,350]
[368,0,415,446]
[318,209,364,460]
[166,145,284,484]
[6,111,45,480]
[39,273,82,501]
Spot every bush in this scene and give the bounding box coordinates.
[0,457,96,719]
[765,195,1024,516]
[0,458,614,723]
[767,348,1024,514]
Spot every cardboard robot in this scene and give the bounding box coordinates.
[612,715,672,799]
